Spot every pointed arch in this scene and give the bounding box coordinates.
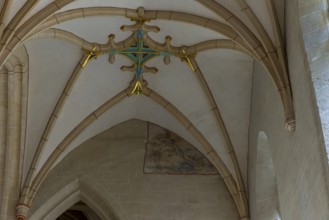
[19,86,245,218]
[29,177,127,220]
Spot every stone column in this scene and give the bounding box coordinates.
[0,63,22,220]
[0,66,8,214]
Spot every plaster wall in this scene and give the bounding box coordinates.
[248,0,329,218]
[29,120,239,220]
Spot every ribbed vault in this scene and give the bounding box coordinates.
[0,1,293,220]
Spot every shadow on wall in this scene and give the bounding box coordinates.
[256,131,281,220]
[55,201,101,220]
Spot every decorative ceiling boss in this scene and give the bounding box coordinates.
[82,7,197,95]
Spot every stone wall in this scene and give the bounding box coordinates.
[29,120,239,220]
[299,0,329,159]
[248,2,329,216]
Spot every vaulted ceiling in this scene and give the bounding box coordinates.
[0,1,292,219]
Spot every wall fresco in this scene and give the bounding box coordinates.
[144,123,219,175]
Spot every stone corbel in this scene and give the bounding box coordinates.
[16,204,29,220]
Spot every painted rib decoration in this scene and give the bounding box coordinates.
[82,9,196,95]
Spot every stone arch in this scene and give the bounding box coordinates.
[254,131,281,220]
[28,119,240,220]
[6,6,294,129]
[28,177,127,220]
[22,90,245,218]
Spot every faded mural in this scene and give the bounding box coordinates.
[144,123,219,175]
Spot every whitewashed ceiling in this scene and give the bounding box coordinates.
[0,0,287,218]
